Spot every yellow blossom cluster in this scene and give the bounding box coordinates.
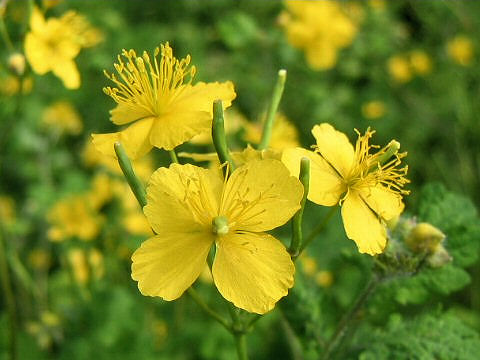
[447,35,474,66]
[89,41,409,315]
[25,6,102,89]
[41,101,83,136]
[387,50,432,83]
[280,0,357,70]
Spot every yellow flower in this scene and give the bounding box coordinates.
[281,1,357,70]
[0,75,33,96]
[362,100,386,119]
[409,50,432,75]
[132,159,303,314]
[447,36,474,66]
[42,101,83,135]
[387,55,412,83]
[315,271,333,288]
[0,195,15,226]
[24,6,101,89]
[282,123,409,255]
[92,43,236,159]
[47,195,103,241]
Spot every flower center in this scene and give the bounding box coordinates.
[212,216,229,236]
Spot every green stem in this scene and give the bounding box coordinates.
[212,100,235,173]
[0,13,14,52]
[229,306,249,360]
[114,142,147,208]
[301,206,337,253]
[187,288,231,331]
[258,69,287,150]
[321,276,380,360]
[169,149,179,164]
[234,332,248,360]
[0,228,17,360]
[289,157,310,260]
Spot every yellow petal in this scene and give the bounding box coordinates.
[305,43,338,70]
[91,118,154,159]
[110,103,154,125]
[212,232,294,314]
[30,6,46,32]
[131,233,213,300]
[282,147,345,206]
[359,184,404,221]
[144,163,223,232]
[221,159,303,232]
[171,81,236,115]
[341,190,386,255]
[149,111,211,150]
[24,33,51,74]
[52,59,80,89]
[311,123,354,178]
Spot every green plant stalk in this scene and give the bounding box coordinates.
[229,307,249,360]
[187,288,231,331]
[289,157,310,259]
[301,206,338,253]
[0,228,17,360]
[321,275,381,360]
[114,142,147,208]
[169,149,179,164]
[258,69,287,150]
[212,99,236,173]
[0,13,14,52]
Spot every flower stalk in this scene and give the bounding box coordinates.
[114,142,147,208]
[289,157,310,259]
[258,69,287,150]
[212,99,236,172]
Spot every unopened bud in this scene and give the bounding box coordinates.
[8,53,26,76]
[427,244,452,268]
[405,222,446,253]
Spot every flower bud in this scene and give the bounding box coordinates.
[405,222,446,253]
[8,53,26,76]
[427,244,452,268]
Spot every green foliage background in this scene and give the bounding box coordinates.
[1,0,480,359]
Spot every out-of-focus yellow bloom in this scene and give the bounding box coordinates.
[315,271,333,287]
[132,159,303,314]
[25,6,102,89]
[0,195,15,226]
[8,53,26,76]
[28,249,51,271]
[281,1,357,70]
[47,195,103,242]
[0,75,33,96]
[299,255,317,276]
[362,100,386,119]
[447,36,474,66]
[68,248,104,285]
[387,55,412,83]
[92,43,236,159]
[68,248,89,284]
[243,113,300,150]
[42,0,63,9]
[41,101,83,135]
[409,50,432,75]
[151,319,168,348]
[26,311,62,349]
[283,123,409,255]
[369,0,386,10]
[117,185,153,236]
[88,173,114,210]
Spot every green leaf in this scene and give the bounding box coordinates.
[358,313,480,360]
